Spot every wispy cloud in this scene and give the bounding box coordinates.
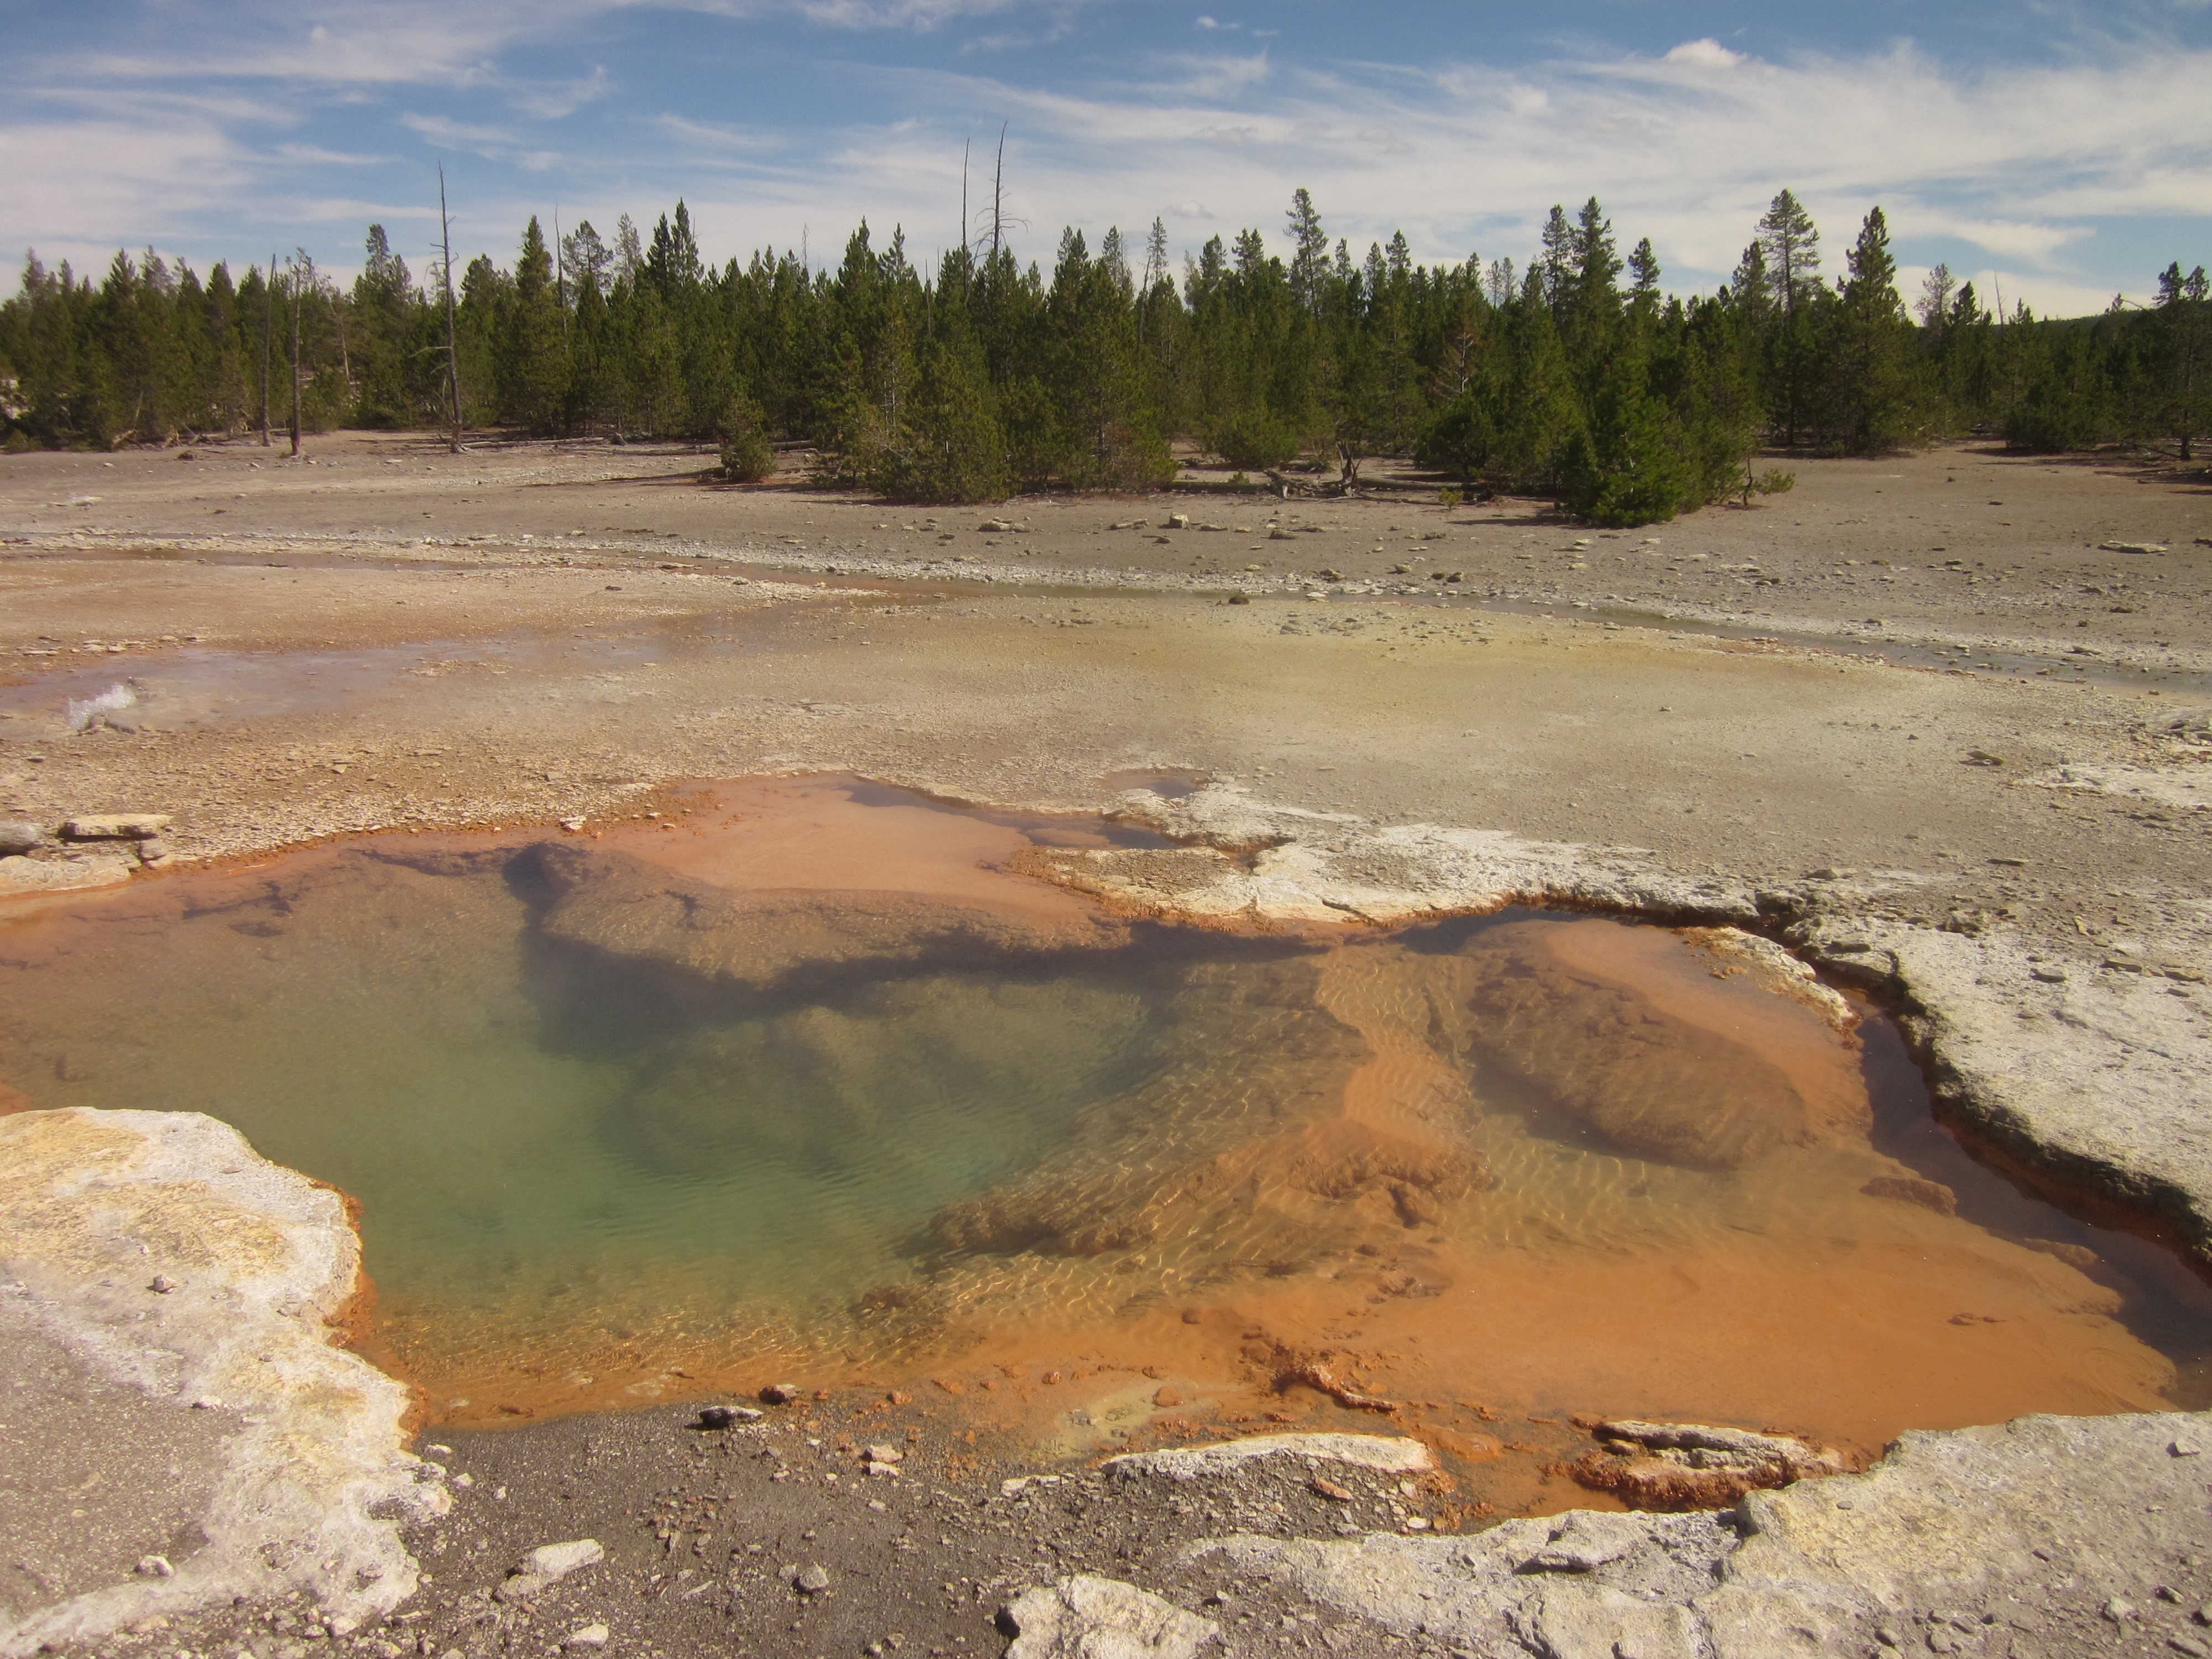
[3,3,2205,312]
[509,66,611,121]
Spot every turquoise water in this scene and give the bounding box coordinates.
[2,796,2203,1433]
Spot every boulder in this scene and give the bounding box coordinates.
[1001,1575,1218,1659]
[59,814,171,841]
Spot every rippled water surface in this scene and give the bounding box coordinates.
[2,778,2203,1457]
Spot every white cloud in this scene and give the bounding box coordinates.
[5,7,2207,314]
[1908,215,2094,261]
[509,67,611,121]
[1663,39,1744,70]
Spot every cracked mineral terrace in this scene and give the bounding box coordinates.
[2,434,2209,1659]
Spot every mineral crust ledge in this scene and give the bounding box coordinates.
[0,1108,447,1659]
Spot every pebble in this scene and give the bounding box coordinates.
[863,1443,904,1465]
[519,1540,604,1582]
[563,1626,609,1648]
[760,1383,802,1405]
[0,821,44,855]
[134,1555,175,1577]
[794,1564,831,1594]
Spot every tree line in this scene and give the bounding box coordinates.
[1,188,2204,523]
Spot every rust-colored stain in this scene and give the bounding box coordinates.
[0,777,2197,1512]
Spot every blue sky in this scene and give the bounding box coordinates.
[4,0,2209,315]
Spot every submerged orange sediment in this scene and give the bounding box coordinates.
[0,777,2195,1500]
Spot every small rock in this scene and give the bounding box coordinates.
[760,1383,802,1405]
[136,838,171,865]
[863,1443,904,1465]
[149,1275,175,1293]
[0,822,44,855]
[2105,1599,2137,1624]
[1316,568,1344,582]
[2171,1635,2210,1657]
[518,1540,604,1582]
[696,1405,761,1429]
[1310,1477,1353,1502]
[564,1626,609,1648]
[1152,1386,1183,1408]
[1225,593,1250,605]
[2030,967,2068,984]
[1165,514,1190,530]
[2172,1439,2204,1458]
[1107,1434,1433,1481]
[134,1555,175,1578]
[794,1564,831,1594]
[60,813,172,840]
[2099,541,2167,554]
[560,817,587,832]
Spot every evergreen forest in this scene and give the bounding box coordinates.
[1,187,2205,524]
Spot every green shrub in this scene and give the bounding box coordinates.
[718,393,776,483]
[1212,410,1300,471]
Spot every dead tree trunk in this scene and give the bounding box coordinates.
[440,165,464,453]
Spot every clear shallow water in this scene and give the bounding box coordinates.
[0,780,2204,1449]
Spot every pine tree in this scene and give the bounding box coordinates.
[1567,199,1623,328]
[501,217,568,432]
[1286,188,1329,313]
[1535,206,1572,314]
[2152,261,2210,458]
[1627,238,1660,302]
[1824,207,1922,453]
[562,222,613,299]
[350,225,415,426]
[1757,189,1821,319]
